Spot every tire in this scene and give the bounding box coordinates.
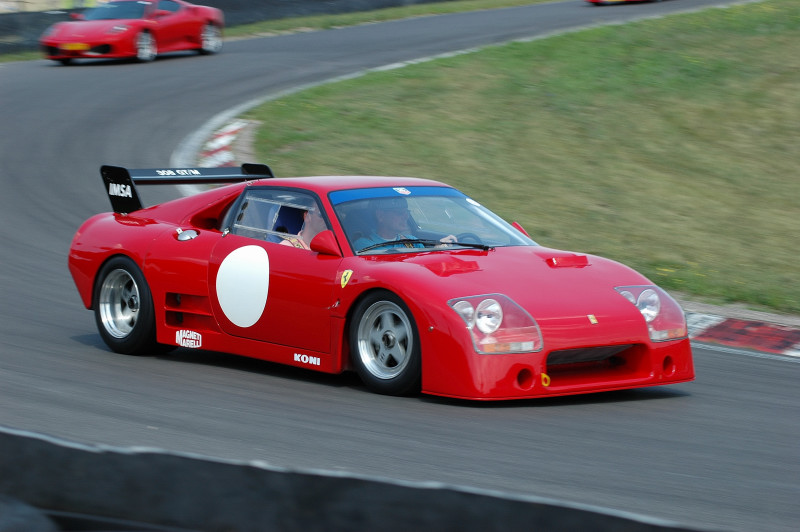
[349,291,421,396]
[135,31,156,62]
[199,23,222,55]
[93,256,158,355]
[57,58,72,66]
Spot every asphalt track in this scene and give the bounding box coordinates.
[0,1,797,531]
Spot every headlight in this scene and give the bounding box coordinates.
[448,294,542,354]
[616,285,687,342]
[475,298,502,334]
[451,300,475,328]
[637,288,660,323]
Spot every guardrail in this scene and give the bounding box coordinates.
[0,427,704,532]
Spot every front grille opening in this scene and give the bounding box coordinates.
[545,344,647,386]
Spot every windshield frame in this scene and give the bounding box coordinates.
[83,1,152,21]
[329,186,537,255]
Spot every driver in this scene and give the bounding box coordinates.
[353,197,456,252]
[281,203,327,250]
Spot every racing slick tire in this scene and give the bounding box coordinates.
[349,290,421,396]
[93,256,158,356]
[135,31,156,62]
[198,23,223,55]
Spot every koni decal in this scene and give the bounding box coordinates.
[294,353,321,366]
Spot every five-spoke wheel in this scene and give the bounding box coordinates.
[350,291,421,395]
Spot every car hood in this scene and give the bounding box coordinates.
[365,246,655,344]
[49,19,141,39]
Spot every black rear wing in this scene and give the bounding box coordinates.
[100,163,273,214]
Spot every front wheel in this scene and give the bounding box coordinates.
[199,23,222,55]
[93,256,158,355]
[349,291,421,396]
[135,31,156,62]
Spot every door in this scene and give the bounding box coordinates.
[209,188,342,354]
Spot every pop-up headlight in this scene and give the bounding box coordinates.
[615,285,688,342]
[448,294,542,354]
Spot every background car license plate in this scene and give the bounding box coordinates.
[62,43,89,51]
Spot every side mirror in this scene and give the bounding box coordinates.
[153,9,171,18]
[309,230,342,257]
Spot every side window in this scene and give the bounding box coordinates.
[230,193,281,240]
[228,189,329,246]
[156,0,181,14]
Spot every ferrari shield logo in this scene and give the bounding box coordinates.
[340,270,353,288]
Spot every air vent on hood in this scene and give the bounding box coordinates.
[545,254,589,268]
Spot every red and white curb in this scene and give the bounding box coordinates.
[686,312,800,357]
[197,119,250,167]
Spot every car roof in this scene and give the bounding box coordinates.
[244,175,452,195]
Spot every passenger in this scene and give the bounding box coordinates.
[281,204,327,250]
[353,197,456,251]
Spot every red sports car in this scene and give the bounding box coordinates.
[68,164,694,400]
[40,0,223,65]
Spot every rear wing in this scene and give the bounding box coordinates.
[100,163,273,214]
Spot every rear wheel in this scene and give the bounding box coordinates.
[93,256,158,355]
[349,291,421,396]
[135,31,156,62]
[199,23,222,55]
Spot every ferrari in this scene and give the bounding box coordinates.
[68,164,694,400]
[40,0,223,65]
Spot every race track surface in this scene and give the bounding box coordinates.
[1,2,797,531]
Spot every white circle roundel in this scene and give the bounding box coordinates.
[216,245,269,328]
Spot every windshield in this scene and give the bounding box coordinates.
[83,1,150,21]
[330,186,536,255]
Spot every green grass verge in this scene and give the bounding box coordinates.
[244,0,800,315]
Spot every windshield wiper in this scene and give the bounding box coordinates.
[357,238,493,254]
[357,238,436,254]
[446,241,494,251]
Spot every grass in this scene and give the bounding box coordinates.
[242,0,800,315]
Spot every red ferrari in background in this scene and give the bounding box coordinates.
[68,164,694,400]
[40,0,223,64]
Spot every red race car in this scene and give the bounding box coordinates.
[40,0,223,65]
[68,164,694,400]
